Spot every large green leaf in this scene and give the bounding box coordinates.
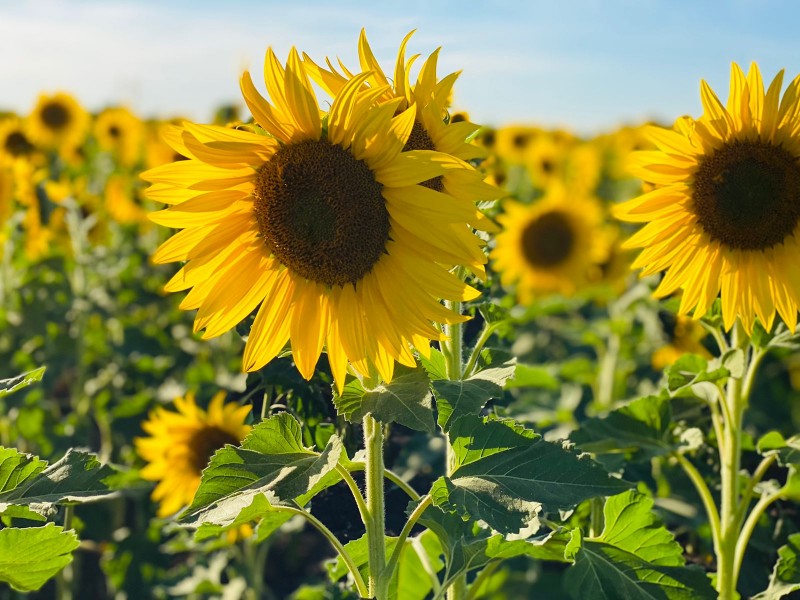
[0,367,46,399]
[0,449,118,514]
[0,448,46,494]
[431,358,515,431]
[333,367,435,433]
[565,491,715,599]
[754,533,800,599]
[431,416,631,534]
[569,394,674,462]
[181,413,342,524]
[0,523,79,591]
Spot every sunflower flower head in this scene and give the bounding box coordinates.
[27,92,89,151]
[142,47,490,391]
[492,184,607,303]
[135,391,250,518]
[615,63,800,333]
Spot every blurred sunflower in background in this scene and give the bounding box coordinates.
[135,391,251,518]
[0,118,37,164]
[27,92,89,151]
[143,47,487,390]
[94,107,144,167]
[492,185,607,302]
[616,63,800,333]
[651,314,713,370]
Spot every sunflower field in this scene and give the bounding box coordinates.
[2,28,800,600]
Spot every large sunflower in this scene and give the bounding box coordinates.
[142,48,486,389]
[27,92,88,150]
[302,30,499,248]
[615,63,800,333]
[135,392,251,517]
[492,187,606,302]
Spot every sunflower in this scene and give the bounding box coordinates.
[0,118,37,164]
[495,125,539,165]
[94,107,144,167]
[135,392,251,517]
[525,132,570,190]
[27,92,88,150]
[302,30,498,239]
[142,48,487,390]
[615,63,800,333]
[492,186,606,302]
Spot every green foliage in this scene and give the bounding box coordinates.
[564,491,716,599]
[333,367,435,433]
[0,523,79,591]
[754,533,800,599]
[431,416,631,534]
[432,358,515,431]
[0,367,46,398]
[181,413,342,529]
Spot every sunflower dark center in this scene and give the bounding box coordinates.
[541,158,554,174]
[521,210,575,268]
[512,133,529,149]
[693,139,800,250]
[41,102,70,130]
[187,427,239,474]
[4,131,34,156]
[402,120,444,192]
[253,139,389,287]
[108,125,121,139]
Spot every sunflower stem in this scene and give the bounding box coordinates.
[716,321,755,600]
[364,414,388,600]
[442,289,467,600]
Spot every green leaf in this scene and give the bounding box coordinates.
[0,449,118,513]
[431,416,631,534]
[181,413,342,523]
[432,358,515,431]
[333,367,435,433]
[0,448,47,494]
[0,523,79,591]
[395,529,445,600]
[757,432,800,466]
[754,533,800,599]
[505,363,560,390]
[665,350,742,394]
[0,367,46,399]
[564,490,715,599]
[327,534,399,585]
[194,493,290,543]
[569,395,674,462]
[419,349,447,381]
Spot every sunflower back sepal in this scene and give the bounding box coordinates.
[332,364,435,433]
[179,413,343,525]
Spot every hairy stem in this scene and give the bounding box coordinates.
[364,414,388,599]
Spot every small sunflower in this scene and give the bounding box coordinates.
[495,125,539,165]
[135,392,251,517]
[615,63,800,333]
[0,118,37,163]
[492,186,606,302]
[525,132,570,190]
[94,107,144,166]
[142,48,486,390]
[27,92,88,150]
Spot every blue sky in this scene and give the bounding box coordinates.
[2,0,800,135]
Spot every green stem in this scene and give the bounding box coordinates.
[57,506,75,600]
[335,464,370,526]
[595,328,621,410]
[589,496,605,537]
[736,454,778,526]
[364,414,388,600]
[463,321,502,377]
[442,289,467,600]
[344,462,421,502]
[285,503,369,597]
[382,495,433,582]
[732,489,783,585]
[465,560,501,600]
[674,453,722,558]
[716,321,749,600]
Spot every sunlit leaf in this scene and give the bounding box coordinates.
[0,367,46,399]
[0,523,79,591]
[754,533,800,599]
